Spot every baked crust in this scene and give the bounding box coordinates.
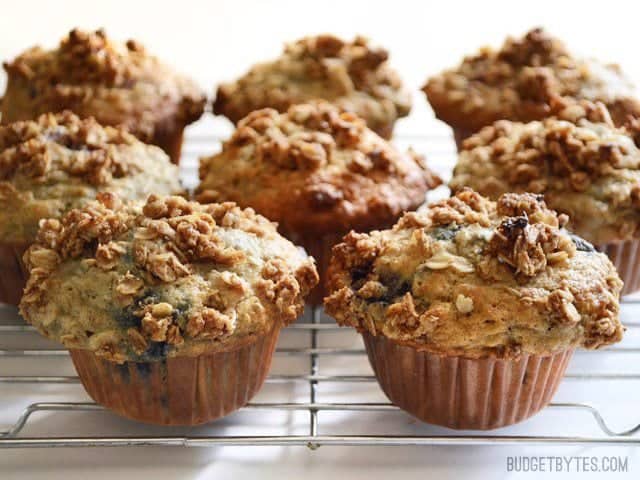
[19,193,318,363]
[1,29,205,142]
[423,28,640,133]
[197,102,441,236]
[213,35,411,138]
[0,112,183,244]
[450,98,640,245]
[325,189,623,359]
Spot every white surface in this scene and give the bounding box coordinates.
[1,0,640,478]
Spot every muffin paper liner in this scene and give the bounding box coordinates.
[453,127,475,151]
[0,241,30,305]
[363,332,574,430]
[152,128,185,165]
[598,239,640,296]
[69,326,280,426]
[287,232,346,306]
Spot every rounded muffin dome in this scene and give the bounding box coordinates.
[325,189,623,358]
[0,111,183,244]
[213,35,411,138]
[424,28,640,134]
[197,101,441,236]
[19,193,318,363]
[450,98,640,245]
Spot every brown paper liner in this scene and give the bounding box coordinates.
[363,333,574,430]
[69,326,280,426]
[286,232,346,306]
[0,241,30,305]
[453,127,475,151]
[151,127,185,165]
[598,239,640,296]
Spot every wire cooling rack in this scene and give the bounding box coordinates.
[1,129,640,448]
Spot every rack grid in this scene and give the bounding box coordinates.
[1,131,639,449]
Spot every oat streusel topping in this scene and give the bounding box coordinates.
[450,99,640,245]
[424,28,640,133]
[0,112,182,244]
[213,35,411,138]
[19,194,318,363]
[2,29,205,140]
[324,190,623,358]
[197,101,441,236]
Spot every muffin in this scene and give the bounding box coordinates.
[2,28,206,164]
[196,101,441,302]
[450,98,640,294]
[325,189,623,430]
[0,111,183,305]
[423,28,640,148]
[19,193,318,425]
[213,35,411,139]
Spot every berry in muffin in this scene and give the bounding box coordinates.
[325,189,623,429]
[214,35,411,138]
[2,28,206,164]
[19,193,318,425]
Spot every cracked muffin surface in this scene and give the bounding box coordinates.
[197,101,441,236]
[325,190,623,358]
[424,28,640,134]
[19,194,318,363]
[0,111,182,244]
[450,99,640,245]
[1,28,205,144]
[213,35,411,138]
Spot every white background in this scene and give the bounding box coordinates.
[1,0,640,479]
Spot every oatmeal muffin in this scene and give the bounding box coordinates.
[19,193,318,425]
[2,28,206,164]
[0,111,182,305]
[325,189,623,429]
[213,35,411,138]
[423,28,640,148]
[196,102,441,302]
[450,98,640,294]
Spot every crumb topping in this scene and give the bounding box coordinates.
[197,101,441,235]
[20,194,318,362]
[0,112,182,243]
[424,28,640,132]
[325,190,623,358]
[2,29,205,138]
[213,35,411,137]
[450,100,640,244]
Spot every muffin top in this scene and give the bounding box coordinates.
[424,28,640,132]
[213,35,411,137]
[0,111,182,244]
[450,99,640,245]
[19,194,318,363]
[325,189,623,359]
[2,29,205,139]
[197,101,441,236]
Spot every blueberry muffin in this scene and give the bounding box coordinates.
[424,28,640,148]
[197,101,441,302]
[0,111,183,305]
[213,35,411,138]
[450,98,640,294]
[325,189,623,429]
[2,28,206,164]
[19,193,318,425]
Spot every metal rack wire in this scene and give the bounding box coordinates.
[1,131,640,448]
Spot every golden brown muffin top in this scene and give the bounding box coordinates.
[197,101,441,236]
[19,193,318,363]
[325,189,623,359]
[450,99,640,245]
[213,35,411,137]
[0,111,182,244]
[2,29,205,138]
[424,28,640,132]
